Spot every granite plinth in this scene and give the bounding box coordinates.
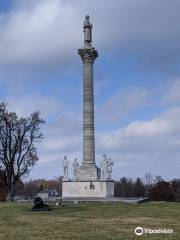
[62,181,114,198]
[76,164,100,181]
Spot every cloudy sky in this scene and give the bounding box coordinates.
[0,0,180,180]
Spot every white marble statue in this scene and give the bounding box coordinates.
[101,154,108,180]
[106,157,113,180]
[83,15,92,47]
[63,156,69,179]
[73,158,79,180]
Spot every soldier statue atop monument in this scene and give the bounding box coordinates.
[83,15,92,47]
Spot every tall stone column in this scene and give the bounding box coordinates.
[76,15,100,181]
[78,48,98,165]
[62,16,114,198]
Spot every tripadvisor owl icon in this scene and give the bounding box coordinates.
[135,227,144,236]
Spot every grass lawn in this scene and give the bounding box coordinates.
[0,201,179,240]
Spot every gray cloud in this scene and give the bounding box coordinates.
[160,78,180,105]
[96,107,180,179]
[0,0,80,70]
[7,94,63,118]
[97,107,180,150]
[0,0,180,74]
[99,87,149,123]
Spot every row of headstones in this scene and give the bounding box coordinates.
[63,154,113,180]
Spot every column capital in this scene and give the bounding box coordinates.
[78,47,98,63]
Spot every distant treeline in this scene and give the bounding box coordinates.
[0,172,62,201]
[18,178,63,199]
[1,171,180,202]
[115,176,180,202]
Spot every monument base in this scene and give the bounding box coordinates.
[62,181,114,198]
[76,164,100,181]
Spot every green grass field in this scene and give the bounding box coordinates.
[0,201,179,240]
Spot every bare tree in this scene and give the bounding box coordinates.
[0,103,45,201]
[144,172,153,198]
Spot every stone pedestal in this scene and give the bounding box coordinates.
[62,181,114,198]
[76,164,100,181]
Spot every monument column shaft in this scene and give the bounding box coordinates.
[83,59,95,165]
[76,16,99,181]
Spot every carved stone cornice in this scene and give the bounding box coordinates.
[78,47,98,63]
